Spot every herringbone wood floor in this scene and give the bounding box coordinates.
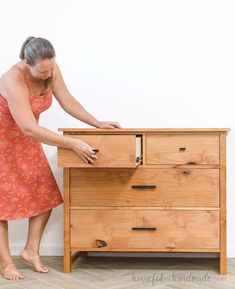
[0,256,234,289]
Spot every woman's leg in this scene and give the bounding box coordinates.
[0,220,25,280]
[20,209,52,273]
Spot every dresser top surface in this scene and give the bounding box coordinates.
[58,128,230,134]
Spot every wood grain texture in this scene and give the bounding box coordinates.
[146,134,220,165]
[220,133,227,275]
[70,168,219,207]
[58,128,230,133]
[63,168,71,273]
[58,128,229,274]
[70,210,220,250]
[58,134,138,168]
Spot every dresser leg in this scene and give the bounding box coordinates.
[63,167,71,273]
[64,249,71,273]
[220,252,227,275]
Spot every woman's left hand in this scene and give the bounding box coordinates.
[96,121,122,129]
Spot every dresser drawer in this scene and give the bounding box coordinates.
[70,210,219,250]
[70,168,219,207]
[58,135,142,168]
[146,134,219,165]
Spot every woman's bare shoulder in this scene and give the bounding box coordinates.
[0,62,27,96]
[0,63,28,98]
[3,62,25,79]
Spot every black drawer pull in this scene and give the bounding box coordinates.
[92,148,99,154]
[132,227,157,231]
[179,147,186,151]
[187,161,197,165]
[131,185,156,189]
[182,171,190,175]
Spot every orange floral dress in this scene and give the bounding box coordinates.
[0,90,63,220]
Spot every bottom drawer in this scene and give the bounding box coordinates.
[70,210,219,250]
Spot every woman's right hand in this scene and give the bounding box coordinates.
[71,139,98,164]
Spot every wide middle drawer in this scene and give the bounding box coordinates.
[70,168,219,207]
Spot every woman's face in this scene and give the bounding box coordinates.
[27,57,56,80]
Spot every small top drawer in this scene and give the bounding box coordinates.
[146,134,219,165]
[58,134,142,168]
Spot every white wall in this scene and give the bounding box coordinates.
[1,0,234,257]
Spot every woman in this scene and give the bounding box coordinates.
[0,36,122,281]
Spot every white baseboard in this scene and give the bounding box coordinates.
[10,246,235,258]
[10,246,63,256]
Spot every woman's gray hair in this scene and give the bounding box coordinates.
[20,36,56,66]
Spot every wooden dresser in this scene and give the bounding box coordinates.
[57,128,230,274]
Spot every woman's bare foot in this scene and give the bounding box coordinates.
[20,250,49,273]
[0,262,25,280]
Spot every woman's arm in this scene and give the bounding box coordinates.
[2,74,97,164]
[52,65,122,129]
